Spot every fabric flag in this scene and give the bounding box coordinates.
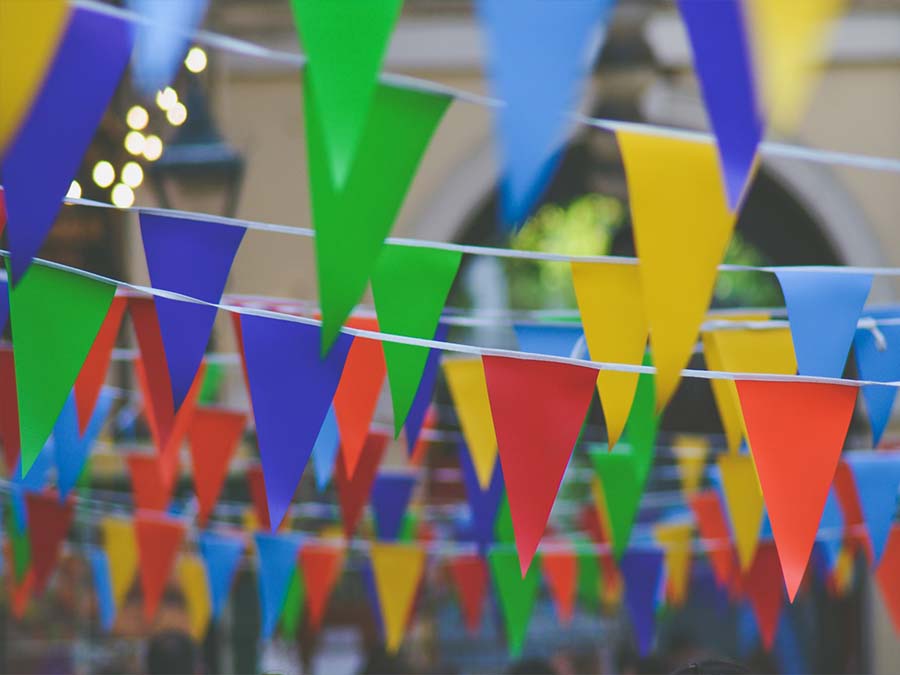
[9,263,115,474]
[571,262,649,449]
[576,546,602,611]
[245,464,272,531]
[371,472,417,541]
[404,324,449,454]
[312,406,340,491]
[369,542,426,654]
[623,354,658,486]
[832,460,872,562]
[655,520,693,607]
[875,526,900,634]
[459,442,505,555]
[54,388,113,498]
[816,489,844,575]
[127,453,175,512]
[483,355,597,573]
[448,554,488,635]
[25,491,74,594]
[620,550,664,657]
[333,319,386,477]
[101,517,138,614]
[689,490,737,589]
[617,130,736,410]
[74,296,125,433]
[178,553,213,641]
[845,452,900,563]
[488,548,541,658]
[736,380,857,601]
[130,297,177,449]
[443,358,497,490]
[743,541,784,652]
[477,0,614,226]
[255,532,303,641]
[542,545,577,624]
[88,547,116,632]
[672,435,709,498]
[187,407,246,525]
[280,570,305,640]
[372,244,461,434]
[513,323,584,358]
[300,542,345,631]
[677,0,762,209]
[198,530,245,621]
[336,434,388,537]
[1,8,133,282]
[305,82,450,352]
[854,324,900,447]
[775,270,871,378]
[591,452,643,559]
[717,453,765,571]
[0,280,8,341]
[140,213,246,407]
[0,347,21,472]
[134,512,186,620]
[241,315,352,530]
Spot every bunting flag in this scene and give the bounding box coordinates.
[689,490,737,589]
[101,517,138,614]
[54,388,113,498]
[187,407,246,526]
[74,296,125,433]
[477,0,614,226]
[542,545,577,624]
[623,355,658,485]
[280,570,305,640]
[305,82,450,351]
[246,465,272,531]
[369,542,426,654]
[488,548,541,658]
[312,406,340,491]
[775,270,871,378]
[677,0,762,209]
[845,452,900,563]
[25,491,74,594]
[300,542,345,631]
[336,434,387,537]
[178,553,213,641]
[1,7,133,282]
[241,315,352,530]
[854,325,900,447]
[591,452,642,559]
[404,324,449,454]
[832,460,872,561]
[371,244,461,434]
[130,297,177,449]
[448,554,488,635]
[198,530,245,621]
[371,472,417,541]
[717,453,765,571]
[736,380,857,601]
[459,442,504,555]
[743,541,784,652]
[617,130,736,410]
[513,323,584,358]
[134,512,187,620]
[816,490,844,575]
[576,547,602,611]
[672,435,709,498]
[875,526,900,634]
[0,347,20,472]
[443,358,497,490]
[88,547,116,632]
[483,355,597,573]
[655,520,693,607]
[571,262,649,449]
[255,532,303,641]
[9,263,116,474]
[140,214,246,407]
[127,453,175,512]
[620,550,664,657]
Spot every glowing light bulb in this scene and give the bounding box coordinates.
[155,87,178,111]
[66,180,82,199]
[111,183,135,208]
[126,105,149,131]
[143,134,163,161]
[92,160,115,188]
[166,102,187,126]
[185,46,207,73]
[125,131,146,155]
[121,161,144,188]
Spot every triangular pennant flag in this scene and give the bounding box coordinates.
[88,547,116,632]
[459,442,504,555]
[672,435,709,498]
[130,297,176,448]
[623,354,658,486]
[743,541,784,652]
[25,491,74,594]
[677,0,762,209]
[127,453,174,512]
[101,517,138,614]
[689,490,737,589]
[736,380,857,600]
[178,553,213,642]
[617,130,736,410]
[9,263,116,474]
[74,296,126,433]
[854,325,900,447]
[576,547,601,611]
[371,472,418,541]
[816,489,844,576]
[2,7,132,281]
[0,279,9,341]
[404,324,449,454]
[483,355,597,573]
[198,530,245,621]
[141,213,246,407]
[591,452,643,559]
[246,465,272,531]
[305,82,450,351]
[717,453,765,571]
[448,554,488,635]
[571,262,649,449]
[655,521,693,607]
[336,434,388,537]
[254,532,303,641]
[845,452,900,563]
[372,244,461,434]
[280,569,305,640]
[542,544,577,624]
[443,358,497,490]
[134,512,186,620]
[187,407,246,526]
[369,542,426,654]
[54,388,113,498]
[775,270,871,378]
[0,347,21,472]
[477,0,614,225]
[241,315,353,530]
[875,526,900,634]
[312,406,340,491]
[832,460,872,562]
[513,323,584,358]
[620,550,664,657]
[300,541,345,631]
[488,548,541,657]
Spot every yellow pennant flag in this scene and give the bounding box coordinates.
[370,542,426,653]
[672,434,709,498]
[0,0,70,153]
[617,130,737,412]
[179,554,212,641]
[832,546,854,595]
[717,453,764,571]
[101,517,138,612]
[655,521,693,607]
[443,358,497,488]
[571,262,648,449]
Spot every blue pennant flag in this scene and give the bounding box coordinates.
[620,550,664,657]
[54,388,113,498]
[254,532,303,641]
[312,406,341,491]
[513,323,584,358]
[0,278,9,335]
[459,443,504,555]
[371,472,418,541]
[199,530,246,620]
[88,546,116,632]
[817,489,844,572]
[404,324,448,454]
[854,324,900,447]
[846,452,900,563]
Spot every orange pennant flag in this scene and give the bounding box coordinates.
[336,434,388,537]
[134,512,186,620]
[743,541,784,652]
[300,541,345,631]
[187,407,247,526]
[74,296,126,433]
[127,453,175,512]
[369,542,426,653]
[689,490,737,589]
[541,544,577,624]
[25,491,74,594]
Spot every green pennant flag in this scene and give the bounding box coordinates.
[623,353,658,486]
[6,506,30,582]
[291,0,404,186]
[494,493,515,545]
[280,569,306,640]
[591,451,643,560]
[488,548,541,658]
[306,82,451,353]
[575,544,600,610]
[9,264,115,474]
[398,511,418,542]
[372,244,461,434]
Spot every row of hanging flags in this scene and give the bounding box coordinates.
[2,0,898,659]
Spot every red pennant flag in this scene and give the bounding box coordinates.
[74,296,126,433]
[482,355,597,573]
[448,554,488,635]
[736,380,857,601]
[689,490,737,589]
[247,464,272,530]
[876,525,900,634]
[743,542,784,652]
[833,460,873,562]
[542,545,577,624]
[336,433,387,537]
[159,362,206,486]
[127,453,175,512]
[135,512,186,620]
[131,297,176,447]
[25,491,74,594]
[187,407,246,526]
[300,542,346,631]
[230,312,251,405]
[0,346,21,472]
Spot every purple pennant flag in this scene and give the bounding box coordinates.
[2,8,133,284]
[371,472,418,541]
[241,315,352,530]
[678,0,763,210]
[141,213,246,408]
[620,550,664,657]
[459,443,505,555]
[404,323,448,454]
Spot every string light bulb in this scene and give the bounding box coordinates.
[121,161,144,188]
[184,46,207,73]
[66,180,82,199]
[126,105,149,131]
[92,161,115,188]
[155,87,178,112]
[111,183,135,208]
[125,131,146,155]
[143,134,163,161]
[166,102,187,126]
